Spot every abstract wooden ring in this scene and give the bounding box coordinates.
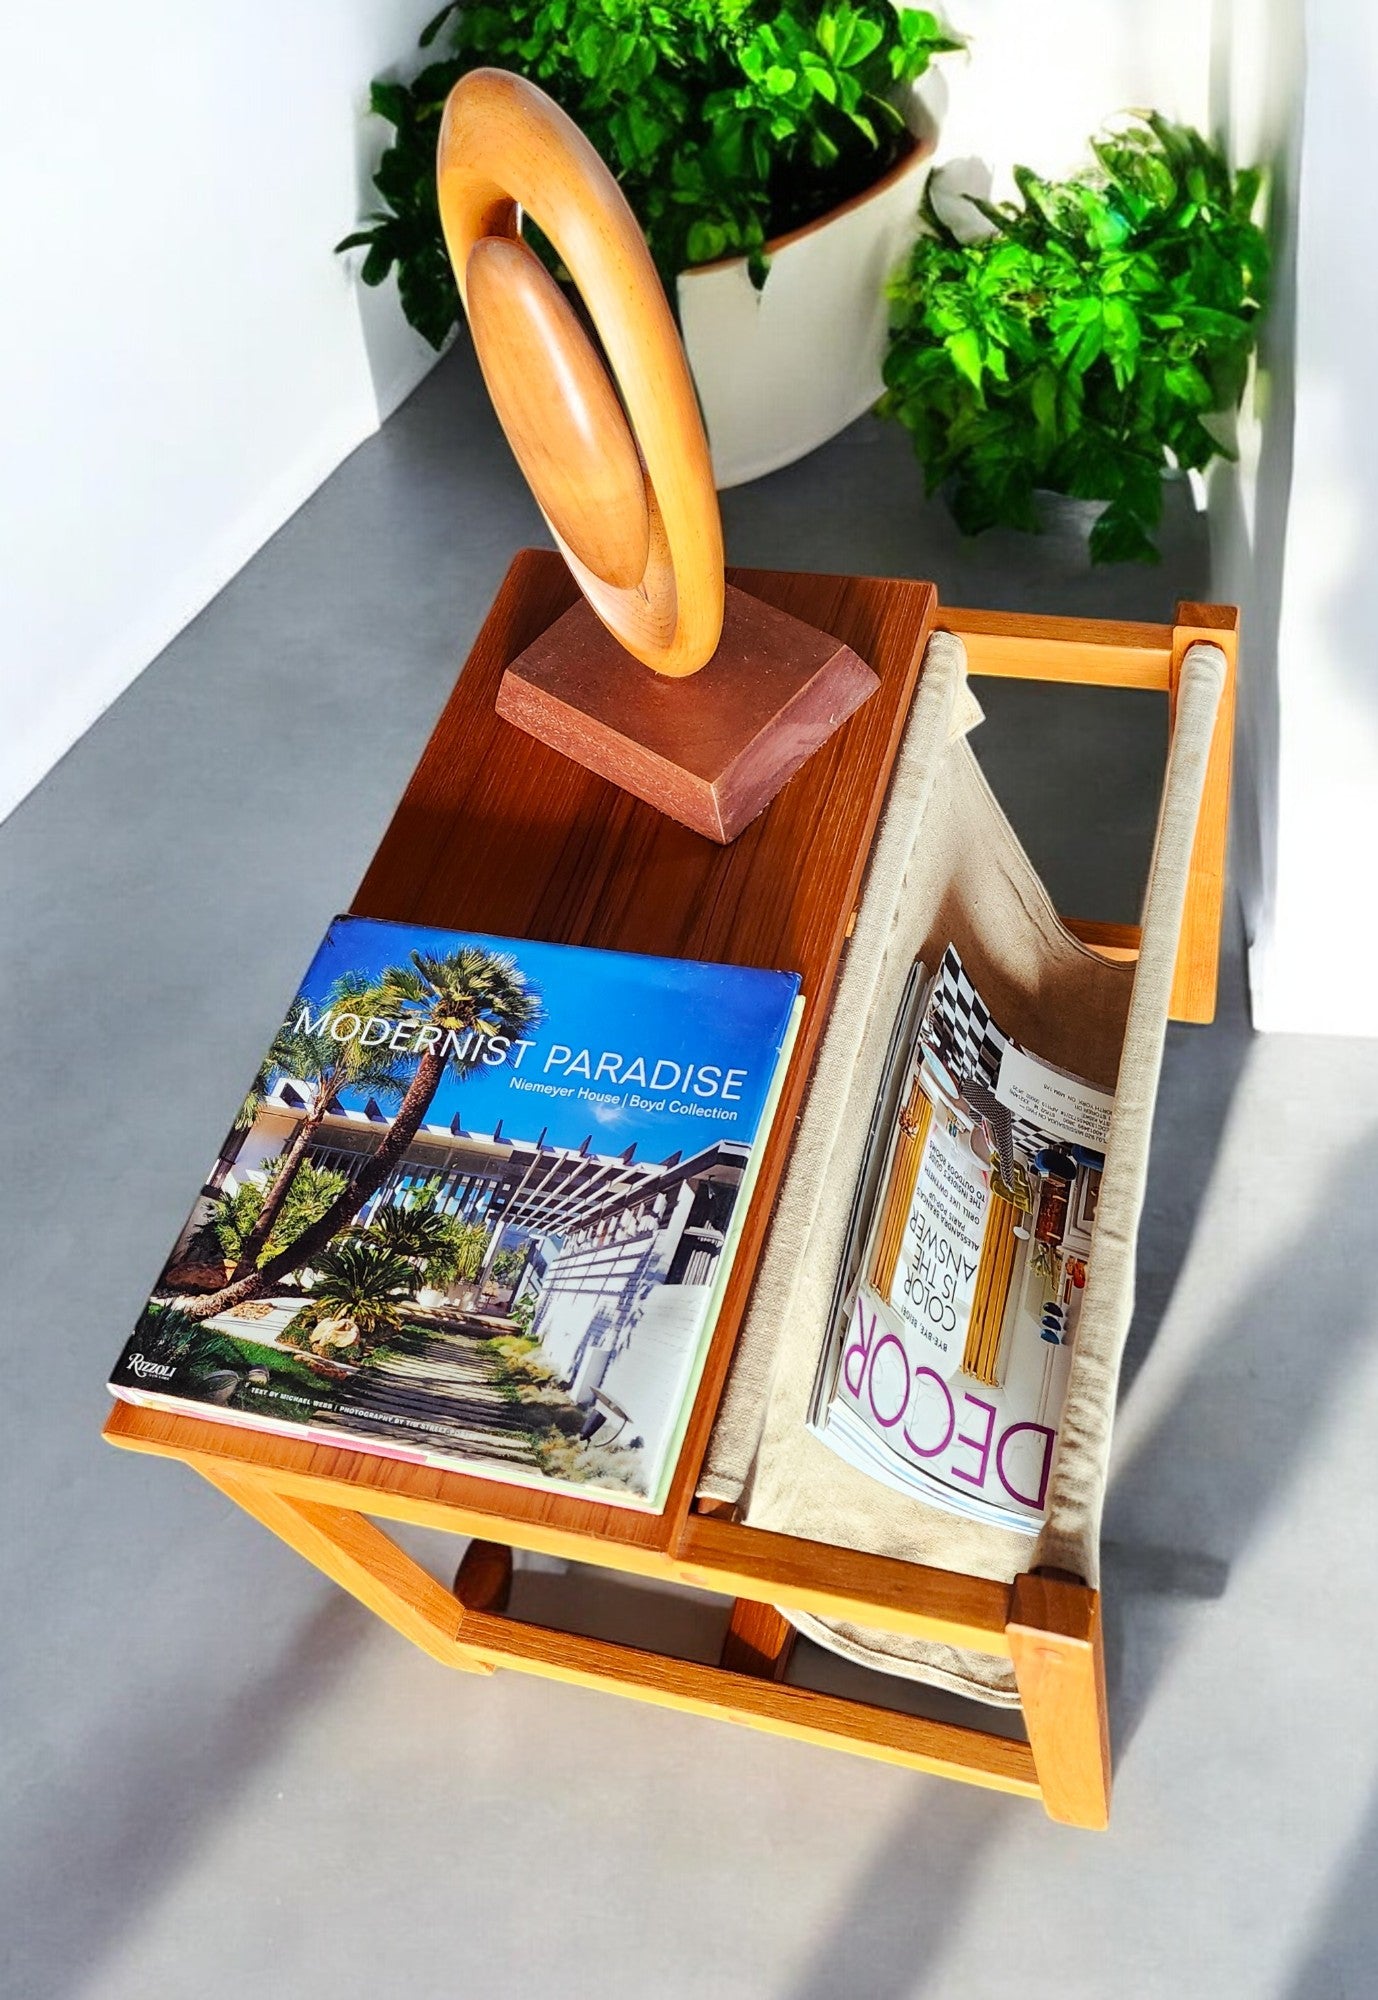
[437,68,725,677]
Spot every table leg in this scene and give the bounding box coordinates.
[197,1466,492,1674]
[1007,1571,1111,1828]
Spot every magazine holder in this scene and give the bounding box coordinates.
[700,624,1230,1710]
[103,554,1236,1829]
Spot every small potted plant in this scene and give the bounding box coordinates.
[338,0,962,486]
[877,114,1269,561]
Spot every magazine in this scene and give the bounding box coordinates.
[109,915,802,1512]
[809,946,1112,1533]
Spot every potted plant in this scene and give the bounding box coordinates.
[877,114,1269,561]
[338,0,962,486]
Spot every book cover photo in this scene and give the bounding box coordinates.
[110,915,801,1511]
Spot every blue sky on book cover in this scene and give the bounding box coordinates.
[305,915,798,1157]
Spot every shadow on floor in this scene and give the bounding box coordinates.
[1119,914,1255,1409]
[781,1780,1014,2000]
[3,1591,365,2000]
[1106,1115,1378,1762]
[1282,1779,1378,1998]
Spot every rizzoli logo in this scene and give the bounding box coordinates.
[128,1352,175,1381]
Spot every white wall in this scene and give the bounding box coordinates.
[1213,0,1378,1035]
[0,1,442,825]
[935,0,1211,192]
[1206,0,1302,1028]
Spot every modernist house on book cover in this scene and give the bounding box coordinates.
[110,916,800,1509]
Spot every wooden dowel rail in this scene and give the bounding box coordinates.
[1062,918,1143,963]
[1168,602,1239,1023]
[675,1516,1014,1655]
[943,608,1174,689]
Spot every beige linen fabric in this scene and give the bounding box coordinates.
[699,633,1227,1704]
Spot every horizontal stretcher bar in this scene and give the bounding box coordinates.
[452,1605,1041,1798]
[942,608,1174,689]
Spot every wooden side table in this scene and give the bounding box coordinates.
[105,552,1237,1829]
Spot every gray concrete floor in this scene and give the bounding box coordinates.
[4,347,1378,2000]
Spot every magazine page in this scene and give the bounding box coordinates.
[813,956,932,1421]
[110,915,801,1512]
[814,946,1111,1532]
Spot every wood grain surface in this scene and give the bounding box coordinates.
[465,234,651,591]
[1007,1572,1112,1829]
[719,1599,799,1680]
[452,1605,1042,1797]
[496,585,879,841]
[437,70,723,674]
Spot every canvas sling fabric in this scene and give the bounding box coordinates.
[699,630,1227,1703]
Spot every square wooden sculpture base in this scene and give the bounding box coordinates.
[495,584,880,842]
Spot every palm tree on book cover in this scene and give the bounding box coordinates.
[297,1236,417,1344]
[179,944,542,1322]
[227,970,412,1281]
[205,1009,328,1197]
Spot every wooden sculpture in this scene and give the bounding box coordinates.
[436,68,879,842]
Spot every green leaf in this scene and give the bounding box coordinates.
[799,53,839,103]
[1233,165,1263,220]
[685,219,729,265]
[396,247,460,350]
[360,242,393,287]
[838,18,885,67]
[368,81,411,129]
[1030,367,1058,441]
[946,327,985,391]
[1165,361,1213,408]
[620,98,669,162]
[418,3,459,48]
[1089,505,1160,564]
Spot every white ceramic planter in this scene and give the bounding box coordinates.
[677,108,936,489]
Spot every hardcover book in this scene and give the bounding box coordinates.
[109,915,801,1512]
[809,946,1111,1533]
